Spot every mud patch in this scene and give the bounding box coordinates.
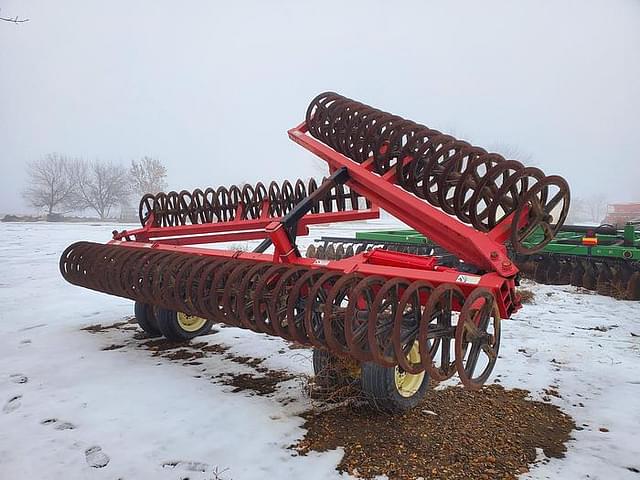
[220,371,294,396]
[294,384,575,480]
[164,349,207,361]
[84,319,297,398]
[227,355,264,368]
[82,317,136,333]
[141,338,186,351]
[140,339,230,361]
[201,343,229,355]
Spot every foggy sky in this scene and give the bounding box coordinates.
[1,0,639,214]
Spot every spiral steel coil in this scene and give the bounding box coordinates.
[305,92,570,251]
[138,177,370,227]
[60,241,500,389]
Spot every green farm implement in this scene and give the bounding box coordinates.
[307,223,640,300]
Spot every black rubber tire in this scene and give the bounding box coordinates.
[360,362,429,414]
[155,308,213,341]
[134,302,162,337]
[312,349,355,389]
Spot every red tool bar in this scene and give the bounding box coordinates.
[288,123,519,277]
[113,205,379,244]
[106,240,517,317]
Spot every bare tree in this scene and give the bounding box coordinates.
[22,154,76,215]
[0,8,29,23]
[129,157,168,196]
[566,196,587,224]
[69,160,130,220]
[566,194,608,224]
[585,193,608,223]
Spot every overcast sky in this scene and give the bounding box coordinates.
[1,0,638,214]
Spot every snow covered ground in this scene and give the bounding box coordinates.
[1,222,639,479]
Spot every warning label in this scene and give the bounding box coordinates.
[455,274,481,285]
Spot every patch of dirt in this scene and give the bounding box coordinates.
[139,339,233,360]
[83,317,137,333]
[84,318,297,397]
[201,343,230,354]
[221,370,294,396]
[294,384,575,480]
[163,349,207,361]
[142,338,189,351]
[227,355,264,368]
[82,321,129,333]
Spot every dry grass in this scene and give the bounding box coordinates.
[517,288,536,304]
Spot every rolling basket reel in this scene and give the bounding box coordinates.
[60,92,570,412]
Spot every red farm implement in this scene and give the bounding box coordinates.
[60,92,570,412]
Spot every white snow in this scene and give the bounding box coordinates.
[1,222,639,479]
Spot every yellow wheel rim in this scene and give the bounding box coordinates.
[394,341,425,398]
[176,312,207,332]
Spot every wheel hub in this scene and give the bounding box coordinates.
[176,312,207,332]
[394,341,425,398]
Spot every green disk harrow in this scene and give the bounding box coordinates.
[306,224,640,300]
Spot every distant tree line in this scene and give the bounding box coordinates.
[22,154,168,219]
[566,194,609,224]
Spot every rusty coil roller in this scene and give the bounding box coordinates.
[138,177,371,227]
[305,92,570,253]
[60,241,500,389]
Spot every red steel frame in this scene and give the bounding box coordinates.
[107,120,524,319]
